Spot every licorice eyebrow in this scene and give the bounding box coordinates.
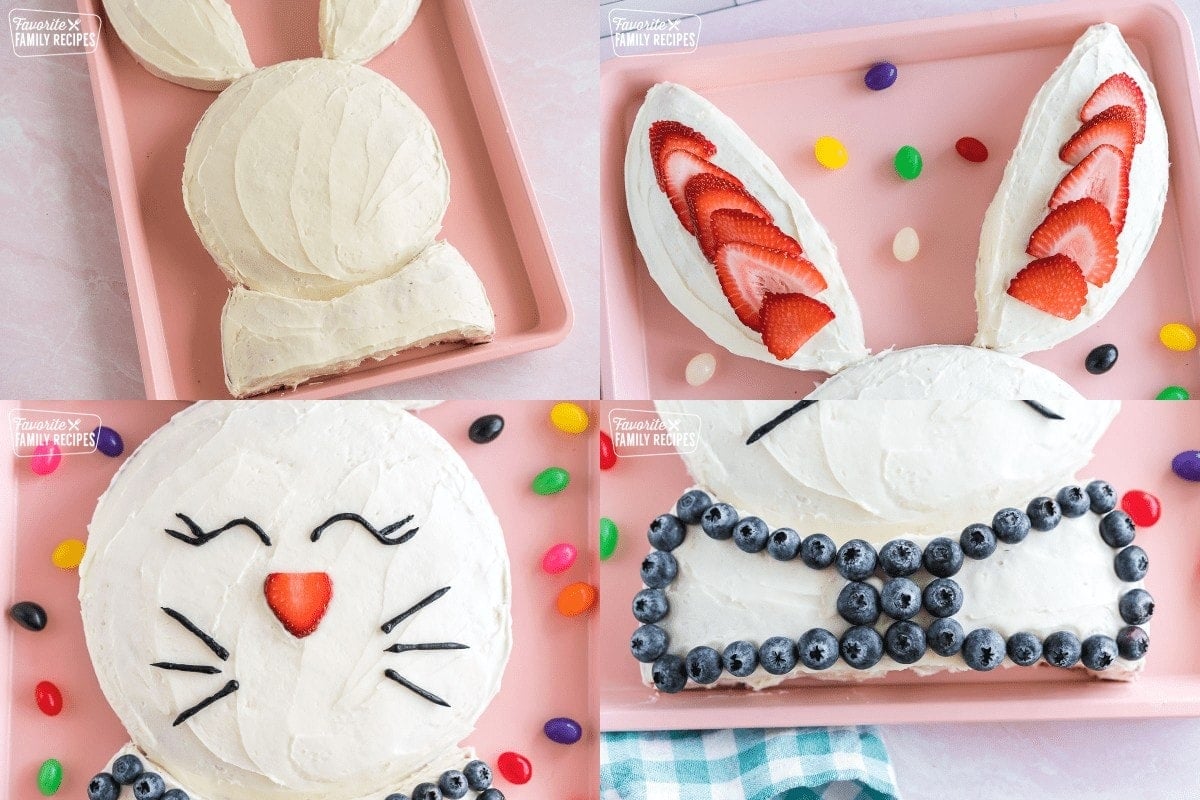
[161,607,230,661]
[746,400,817,445]
[1023,399,1065,420]
[310,512,418,545]
[165,514,271,547]
[381,586,451,635]
[172,679,239,727]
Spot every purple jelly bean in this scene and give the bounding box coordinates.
[93,426,125,457]
[543,716,582,745]
[1172,450,1200,482]
[864,61,898,91]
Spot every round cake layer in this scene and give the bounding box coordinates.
[319,0,423,63]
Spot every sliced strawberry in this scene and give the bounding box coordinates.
[1049,143,1129,232]
[264,572,333,639]
[660,149,744,235]
[1059,105,1136,164]
[1027,198,1118,287]
[713,241,828,331]
[1006,254,1088,320]
[649,120,716,192]
[710,208,803,257]
[759,292,835,360]
[686,173,771,261]
[1082,73,1146,144]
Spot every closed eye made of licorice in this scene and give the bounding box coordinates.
[165,514,271,547]
[309,512,419,545]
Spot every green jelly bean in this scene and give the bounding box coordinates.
[600,517,619,560]
[38,758,63,796]
[1156,386,1190,400]
[533,467,570,495]
[894,145,923,180]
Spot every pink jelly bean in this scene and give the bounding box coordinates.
[541,542,578,575]
[31,444,61,475]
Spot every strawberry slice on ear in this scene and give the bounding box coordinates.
[659,149,744,235]
[1049,144,1130,232]
[1027,198,1118,287]
[710,208,803,257]
[1006,254,1088,320]
[1060,106,1137,164]
[759,292,836,360]
[649,120,716,191]
[1082,73,1146,144]
[686,173,772,261]
[714,241,829,331]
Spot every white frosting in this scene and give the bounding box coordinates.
[625,83,868,372]
[183,59,449,301]
[80,403,511,800]
[974,23,1169,354]
[319,0,423,64]
[101,0,254,91]
[220,241,495,398]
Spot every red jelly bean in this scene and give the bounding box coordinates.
[1121,490,1161,527]
[35,681,63,716]
[497,751,532,785]
[600,430,617,470]
[955,136,988,163]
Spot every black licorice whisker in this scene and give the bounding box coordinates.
[384,642,469,653]
[310,512,418,545]
[152,662,222,674]
[172,679,239,727]
[384,669,449,708]
[746,400,817,445]
[381,586,451,634]
[162,607,230,661]
[1023,400,1065,420]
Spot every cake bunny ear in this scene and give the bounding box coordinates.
[100,0,254,91]
[319,0,423,64]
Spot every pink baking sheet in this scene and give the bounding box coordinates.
[79,0,572,400]
[596,400,1200,731]
[600,0,1200,400]
[1,400,596,799]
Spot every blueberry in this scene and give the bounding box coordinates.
[927,618,965,656]
[884,621,926,664]
[1026,497,1061,531]
[479,791,505,800]
[412,783,441,800]
[112,755,144,785]
[438,770,468,799]
[1081,635,1118,671]
[1006,632,1042,666]
[1116,626,1149,660]
[800,533,836,569]
[962,628,1005,671]
[1114,546,1149,582]
[88,774,119,800]
[1119,589,1154,625]
[839,626,884,670]
[767,527,802,561]
[647,514,686,551]
[463,760,492,791]
[835,539,878,581]
[836,581,880,625]
[162,791,189,800]
[922,578,963,618]
[1099,510,1136,548]
[1086,480,1117,513]
[759,636,798,675]
[1043,631,1082,668]
[685,646,723,684]
[651,654,687,693]
[879,577,921,620]
[722,640,759,677]
[797,628,839,670]
[385,795,411,800]
[632,588,669,623]
[630,624,669,662]
[991,508,1030,544]
[700,503,738,540]
[132,772,166,800]
[640,551,678,588]
[922,537,963,578]
[675,489,712,524]
[878,539,922,577]
[733,516,770,553]
[959,524,997,560]
[1056,485,1090,518]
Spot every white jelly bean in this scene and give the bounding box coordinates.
[893,227,919,262]
[685,353,716,386]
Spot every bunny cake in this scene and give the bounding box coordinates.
[79,402,512,800]
[101,0,495,397]
[630,400,1154,691]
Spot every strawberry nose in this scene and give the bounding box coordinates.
[264,572,333,639]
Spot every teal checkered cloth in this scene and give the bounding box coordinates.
[601,727,900,800]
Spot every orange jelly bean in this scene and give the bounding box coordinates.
[556,582,597,617]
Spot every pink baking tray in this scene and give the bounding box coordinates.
[600,0,1200,400]
[1,400,597,799]
[78,0,572,400]
[597,400,1200,730]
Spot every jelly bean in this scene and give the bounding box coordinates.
[550,402,589,435]
[496,751,532,785]
[1085,343,1118,374]
[1121,490,1161,527]
[9,601,48,631]
[38,758,63,796]
[1157,386,1190,400]
[36,681,63,716]
[600,517,619,561]
[814,136,848,170]
[468,414,505,444]
[541,542,578,575]
[864,61,897,91]
[93,426,124,457]
[1159,322,1197,352]
[599,430,617,470]
[955,136,989,163]
[532,467,570,495]
[556,581,597,617]
[1171,450,1200,482]
[31,443,62,476]
[892,227,919,262]
[894,145,923,180]
[52,539,86,570]
[685,352,716,386]
[543,716,583,745]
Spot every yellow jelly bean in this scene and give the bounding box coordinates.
[550,402,589,435]
[814,136,849,170]
[51,539,86,570]
[1159,322,1197,352]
